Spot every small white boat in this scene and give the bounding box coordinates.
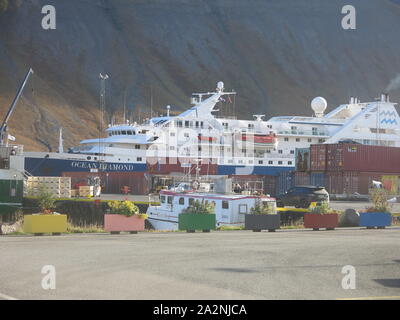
[146,188,276,231]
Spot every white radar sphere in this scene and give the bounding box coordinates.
[311,97,327,114]
[217,81,224,90]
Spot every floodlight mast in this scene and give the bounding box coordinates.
[0,68,34,145]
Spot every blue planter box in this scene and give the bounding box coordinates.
[359,212,392,228]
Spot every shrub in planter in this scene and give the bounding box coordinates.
[245,201,280,232]
[360,189,392,229]
[23,188,67,235]
[304,201,339,231]
[105,200,146,234]
[178,200,216,233]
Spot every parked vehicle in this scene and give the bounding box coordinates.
[276,185,329,208]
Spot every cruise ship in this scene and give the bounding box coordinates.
[23,82,400,178]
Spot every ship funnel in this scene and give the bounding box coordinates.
[381,93,389,102]
[311,97,327,118]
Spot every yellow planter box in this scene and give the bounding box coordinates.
[23,214,68,234]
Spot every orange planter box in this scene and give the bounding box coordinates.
[304,213,338,230]
[104,214,145,233]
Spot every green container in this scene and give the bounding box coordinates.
[178,213,216,232]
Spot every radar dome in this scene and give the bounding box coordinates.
[311,97,327,117]
[216,81,224,91]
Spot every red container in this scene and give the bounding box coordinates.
[304,213,339,230]
[263,175,277,197]
[147,157,217,175]
[310,144,327,171]
[62,171,150,195]
[294,171,310,186]
[325,144,400,172]
[325,172,358,195]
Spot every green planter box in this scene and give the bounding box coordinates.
[178,213,216,232]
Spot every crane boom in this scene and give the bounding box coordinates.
[0,68,34,145]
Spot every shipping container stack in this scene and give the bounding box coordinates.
[294,144,400,196]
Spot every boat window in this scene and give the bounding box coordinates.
[185,121,190,128]
[127,131,132,135]
[122,131,127,135]
[167,196,173,204]
[222,201,229,209]
[239,204,248,214]
[135,145,140,149]
[179,197,184,205]
[189,198,194,205]
[160,195,166,203]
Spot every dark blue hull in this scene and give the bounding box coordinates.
[24,157,147,176]
[24,157,294,177]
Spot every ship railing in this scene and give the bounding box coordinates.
[0,144,24,158]
[277,130,328,137]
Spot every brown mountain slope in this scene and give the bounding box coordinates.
[1,0,400,151]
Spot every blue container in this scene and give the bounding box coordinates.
[359,212,392,228]
[276,171,294,196]
[310,172,326,187]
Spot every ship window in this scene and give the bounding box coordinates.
[121,131,127,135]
[249,160,253,164]
[266,150,271,153]
[179,197,184,205]
[308,138,312,142]
[189,198,194,205]
[135,145,140,149]
[200,121,204,128]
[278,161,283,165]
[184,133,189,138]
[318,139,325,143]
[137,157,142,161]
[185,121,190,128]
[170,146,175,150]
[87,156,91,160]
[288,161,293,165]
[167,196,173,204]
[278,150,283,154]
[170,132,175,136]
[239,204,248,214]
[177,120,183,127]
[290,150,295,154]
[195,121,199,128]
[284,137,289,141]
[222,201,229,209]
[160,195,166,203]
[267,125,272,129]
[296,138,300,142]
[268,161,273,164]
[258,160,263,164]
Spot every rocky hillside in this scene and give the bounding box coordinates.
[1,0,400,151]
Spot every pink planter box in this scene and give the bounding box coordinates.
[104,214,145,233]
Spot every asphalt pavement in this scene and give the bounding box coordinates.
[0,227,399,300]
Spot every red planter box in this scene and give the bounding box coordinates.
[304,213,338,230]
[104,214,145,233]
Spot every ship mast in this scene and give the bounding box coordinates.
[99,73,109,167]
